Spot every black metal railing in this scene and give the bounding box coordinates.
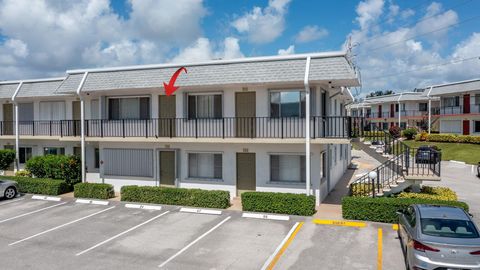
[0,116,365,139]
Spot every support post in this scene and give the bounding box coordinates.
[75,72,89,183]
[11,82,23,172]
[428,99,432,134]
[398,102,401,127]
[304,56,312,196]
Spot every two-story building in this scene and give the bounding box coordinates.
[1,51,360,205]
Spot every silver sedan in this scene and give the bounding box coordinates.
[0,179,18,199]
[398,204,480,270]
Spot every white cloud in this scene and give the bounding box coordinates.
[278,45,295,55]
[5,39,29,58]
[295,25,328,43]
[231,0,291,44]
[171,37,244,63]
[355,0,384,30]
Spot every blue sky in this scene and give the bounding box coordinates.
[0,0,479,95]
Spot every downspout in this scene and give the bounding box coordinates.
[11,82,23,172]
[397,93,402,127]
[76,72,89,183]
[304,56,311,196]
[427,86,433,134]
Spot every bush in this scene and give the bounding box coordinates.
[241,192,316,216]
[74,183,114,200]
[398,186,457,201]
[402,128,418,140]
[389,126,401,139]
[26,155,81,186]
[342,196,469,223]
[0,176,70,195]
[15,170,32,177]
[0,149,15,170]
[415,133,480,144]
[121,186,230,209]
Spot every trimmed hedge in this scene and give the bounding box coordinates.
[26,155,81,186]
[0,176,70,195]
[74,183,115,200]
[416,133,480,144]
[0,149,15,170]
[241,192,316,216]
[397,186,457,201]
[402,128,417,140]
[342,196,469,223]
[121,185,230,209]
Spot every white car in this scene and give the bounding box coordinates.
[0,179,18,199]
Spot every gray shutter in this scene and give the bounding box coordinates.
[214,95,222,118]
[214,154,222,179]
[188,95,196,119]
[300,155,306,182]
[139,97,150,119]
[18,103,34,121]
[270,155,279,181]
[103,149,153,177]
[108,99,120,120]
[188,153,197,177]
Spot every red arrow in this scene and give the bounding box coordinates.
[163,67,187,96]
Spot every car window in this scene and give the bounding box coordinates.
[405,207,416,227]
[421,218,479,238]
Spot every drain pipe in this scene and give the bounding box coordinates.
[397,93,402,127]
[426,86,434,134]
[11,82,23,172]
[76,72,89,183]
[304,56,311,196]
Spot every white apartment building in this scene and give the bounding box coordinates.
[0,52,360,205]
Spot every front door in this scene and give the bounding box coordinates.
[236,153,256,195]
[235,92,256,138]
[463,94,470,114]
[159,151,175,186]
[2,103,13,135]
[158,95,176,137]
[463,120,470,135]
[390,104,395,118]
[72,101,81,136]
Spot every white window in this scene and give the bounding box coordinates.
[39,101,65,120]
[270,91,306,118]
[188,153,222,179]
[108,97,150,120]
[43,147,65,156]
[270,154,305,183]
[188,94,222,119]
[443,96,460,107]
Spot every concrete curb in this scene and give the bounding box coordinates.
[31,195,62,202]
[180,207,222,215]
[76,199,109,205]
[242,212,290,221]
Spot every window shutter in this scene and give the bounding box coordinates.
[188,95,196,119]
[188,153,197,177]
[270,155,279,181]
[109,99,120,120]
[270,92,280,118]
[139,97,150,119]
[300,155,306,182]
[214,154,222,179]
[214,95,222,118]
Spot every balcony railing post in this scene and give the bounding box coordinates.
[122,119,125,138]
[313,116,316,139]
[86,120,89,137]
[169,118,173,138]
[281,117,284,139]
[32,121,35,136]
[195,118,198,138]
[222,118,225,139]
[250,117,254,139]
[49,121,52,136]
[60,120,63,137]
[371,176,376,198]
[100,119,104,138]
[145,119,148,138]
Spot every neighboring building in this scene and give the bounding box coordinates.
[0,51,360,205]
[427,78,480,135]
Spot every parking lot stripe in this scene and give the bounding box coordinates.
[0,202,67,224]
[76,210,170,256]
[392,224,398,231]
[377,228,383,270]
[9,206,115,246]
[261,222,303,270]
[158,216,231,268]
[312,219,366,228]
[0,197,24,206]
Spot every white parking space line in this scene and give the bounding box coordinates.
[9,206,115,246]
[32,195,62,202]
[242,212,290,221]
[180,207,222,215]
[0,197,25,206]
[76,210,170,256]
[0,202,68,224]
[158,216,231,268]
[261,222,302,270]
[125,203,162,211]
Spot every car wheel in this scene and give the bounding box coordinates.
[4,187,17,199]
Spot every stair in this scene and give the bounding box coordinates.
[352,141,389,163]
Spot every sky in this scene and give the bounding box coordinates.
[0,0,479,97]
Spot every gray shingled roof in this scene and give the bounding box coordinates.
[428,79,480,96]
[56,55,358,94]
[364,92,436,104]
[0,82,19,99]
[16,79,69,98]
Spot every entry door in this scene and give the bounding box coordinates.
[235,92,256,138]
[2,103,13,135]
[378,105,382,118]
[158,95,176,137]
[159,151,175,186]
[390,104,395,118]
[463,94,470,114]
[236,153,256,195]
[72,101,81,136]
[463,120,470,135]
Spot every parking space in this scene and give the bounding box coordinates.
[0,196,404,269]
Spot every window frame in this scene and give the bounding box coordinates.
[269,89,306,118]
[269,153,306,183]
[107,95,151,120]
[187,152,223,180]
[186,92,223,119]
[443,96,460,108]
[19,147,33,164]
[43,147,65,156]
[474,121,480,133]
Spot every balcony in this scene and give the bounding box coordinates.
[439,105,480,115]
[367,109,441,119]
[0,117,364,139]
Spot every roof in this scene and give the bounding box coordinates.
[364,92,438,104]
[427,78,480,96]
[417,205,469,220]
[56,52,359,94]
[0,82,19,99]
[16,77,68,98]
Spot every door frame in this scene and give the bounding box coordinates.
[463,120,470,135]
[236,152,256,196]
[155,148,179,187]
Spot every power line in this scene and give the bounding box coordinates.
[361,55,480,80]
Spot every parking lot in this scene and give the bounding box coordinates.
[0,196,404,270]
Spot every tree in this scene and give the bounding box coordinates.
[0,150,15,171]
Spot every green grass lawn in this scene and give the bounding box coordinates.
[402,140,480,165]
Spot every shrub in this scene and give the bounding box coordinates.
[398,186,457,201]
[121,186,230,209]
[415,133,480,144]
[342,196,469,223]
[0,149,15,170]
[74,183,114,199]
[241,192,316,216]
[15,170,32,177]
[0,176,70,195]
[26,155,81,186]
[389,126,401,139]
[402,128,418,140]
